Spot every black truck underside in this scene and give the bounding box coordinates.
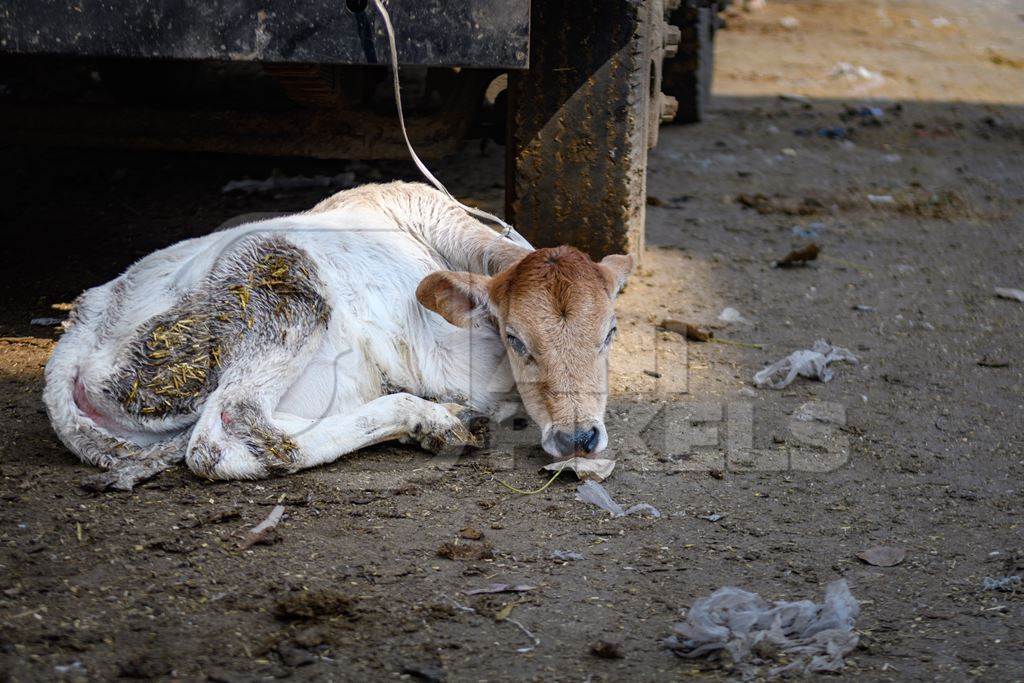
[0,0,529,69]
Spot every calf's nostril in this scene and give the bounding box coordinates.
[573,427,600,454]
[553,430,575,456]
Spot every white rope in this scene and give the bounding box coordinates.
[369,0,533,250]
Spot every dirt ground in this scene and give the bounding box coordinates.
[2,0,1023,680]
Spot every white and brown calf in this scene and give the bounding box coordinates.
[44,182,634,489]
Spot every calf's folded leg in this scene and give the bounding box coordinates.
[186,392,480,480]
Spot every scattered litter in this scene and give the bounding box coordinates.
[817,126,849,140]
[883,153,902,163]
[575,481,661,518]
[576,482,623,516]
[867,194,896,205]
[541,457,616,482]
[54,662,86,675]
[753,340,858,389]
[30,317,63,327]
[772,243,820,268]
[738,387,758,398]
[852,304,877,312]
[644,369,662,378]
[665,580,859,679]
[590,640,625,659]
[441,595,476,613]
[857,545,906,567]
[830,62,883,82]
[792,402,845,424]
[699,513,723,522]
[238,504,284,549]
[717,307,748,324]
[550,550,585,562]
[981,576,1021,592]
[859,106,886,122]
[781,147,797,157]
[779,16,799,29]
[660,319,713,342]
[506,618,540,654]
[930,16,951,28]
[221,172,356,194]
[792,222,826,238]
[465,584,535,596]
[994,287,1024,303]
[624,503,662,517]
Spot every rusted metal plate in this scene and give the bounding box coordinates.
[506,0,652,260]
[0,0,529,69]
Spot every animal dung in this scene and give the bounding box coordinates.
[437,539,494,561]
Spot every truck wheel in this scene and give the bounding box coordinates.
[663,3,715,124]
[506,0,666,259]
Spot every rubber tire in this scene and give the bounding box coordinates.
[505,0,656,259]
[663,4,715,124]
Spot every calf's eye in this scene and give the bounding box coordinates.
[603,326,618,347]
[506,333,528,356]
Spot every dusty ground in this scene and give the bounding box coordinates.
[2,0,1024,681]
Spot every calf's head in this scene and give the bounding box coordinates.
[417,246,634,459]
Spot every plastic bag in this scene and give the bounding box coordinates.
[666,580,859,678]
[575,481,661,518]
[753,339,858,389]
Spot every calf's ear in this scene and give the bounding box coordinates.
[598,254,636,297]
[416,271,492,328]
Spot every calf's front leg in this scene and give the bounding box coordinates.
[186,392,481,480]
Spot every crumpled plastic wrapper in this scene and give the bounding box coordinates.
[753,339,858,389]
[542,457,616,482]
[575,480,661,518]
[666,580,859,679]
